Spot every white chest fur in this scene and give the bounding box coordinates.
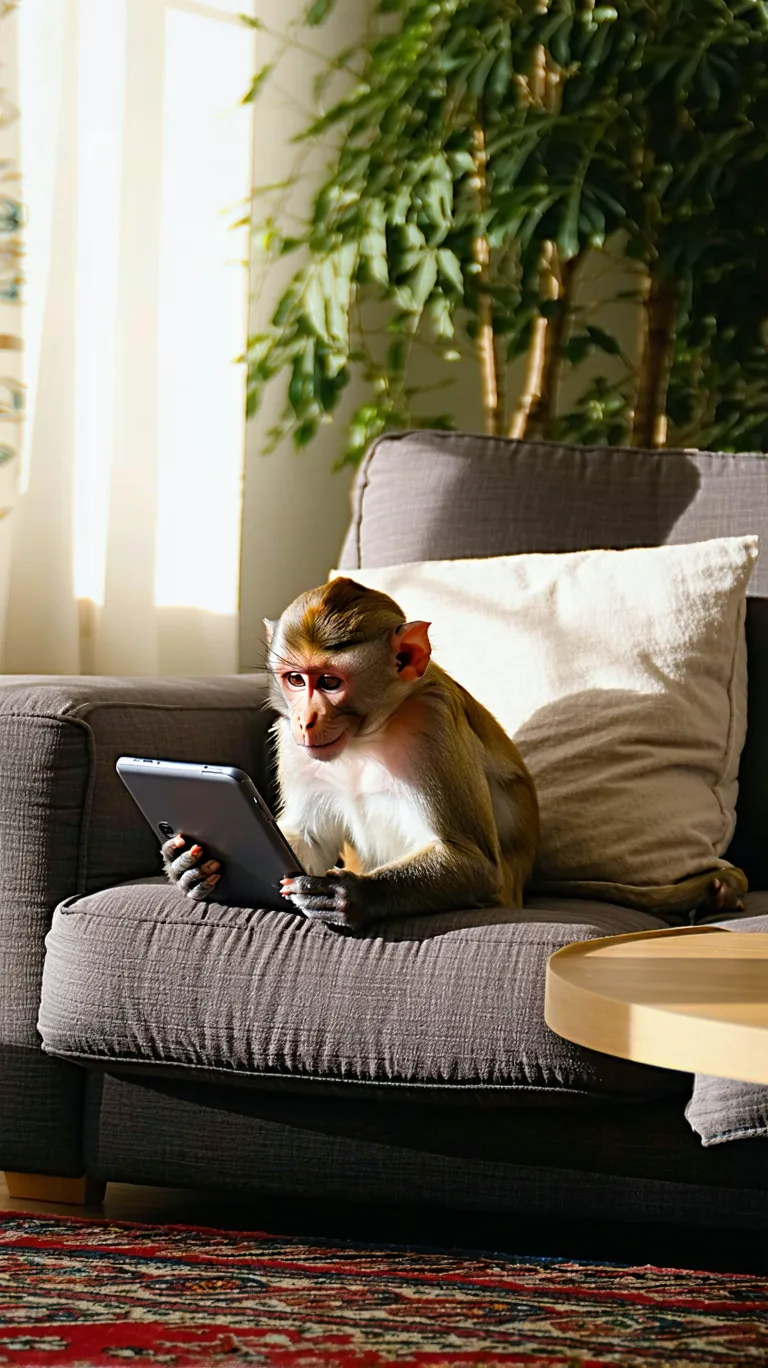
[303,745,436,871]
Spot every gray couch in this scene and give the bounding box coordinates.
[2,433,767,1229]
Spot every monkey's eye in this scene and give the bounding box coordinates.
[318,674,342,691]
[285,673,305,689]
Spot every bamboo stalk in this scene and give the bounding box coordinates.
[507,241,558,440]
[631,268,680,448]
[526,255,577,440]
[470,121,502,435]
[508,17,567,441]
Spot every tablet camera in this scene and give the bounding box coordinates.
[158,821,175,839]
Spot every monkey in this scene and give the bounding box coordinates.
[162,576,748,926]
[162,576,540,928]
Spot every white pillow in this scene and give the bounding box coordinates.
[333,537,758,888]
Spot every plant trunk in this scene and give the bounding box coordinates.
[631,268,679,449]
[525,255,577,440]
[508,27,568,443]
[470,121,502,435]
[508,241,561,440]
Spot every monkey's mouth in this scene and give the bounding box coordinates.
[298,732,349,760]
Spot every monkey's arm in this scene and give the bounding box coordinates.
[282,838,502,927]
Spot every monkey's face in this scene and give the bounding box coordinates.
[266,578,432,762]
[277,654,367,761]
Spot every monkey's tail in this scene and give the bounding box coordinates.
[529,863,747,919]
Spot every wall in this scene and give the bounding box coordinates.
[239,0,376,672]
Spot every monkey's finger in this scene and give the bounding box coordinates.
[281,875,332,896]
[185,873,220,902]
[161,835,187,863]
[178,866,214,895]
[288,892,337,912]
[170,844,204,875]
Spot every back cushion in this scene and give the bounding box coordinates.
[338,433,768,886]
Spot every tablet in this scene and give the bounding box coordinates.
[116,757,305,910]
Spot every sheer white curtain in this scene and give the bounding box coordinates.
[0,2,23,662]
[1,0,256,675]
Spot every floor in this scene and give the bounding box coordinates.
[2,1174,767,1274]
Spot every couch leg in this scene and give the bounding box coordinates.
[4,1171,106,1205]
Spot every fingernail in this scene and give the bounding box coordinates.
[190,844,202,857]
[171,836,185,848]
[201,861,220,874]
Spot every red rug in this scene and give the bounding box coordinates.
[0,1212,765,1367]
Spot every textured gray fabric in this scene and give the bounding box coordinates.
[685,910,768,1148]
[84,1072,767,1228]
[339,432,768,586]
[338,431,768,889]
[0,1045,85,1175]
[0,674,272,1172]
[40,880,684,1099]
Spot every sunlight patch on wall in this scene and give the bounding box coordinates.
[154,5,253,615]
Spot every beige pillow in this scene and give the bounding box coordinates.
[333,537,758,888]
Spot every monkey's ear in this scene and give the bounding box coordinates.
[392,621,431,681]
[263,617,278,645]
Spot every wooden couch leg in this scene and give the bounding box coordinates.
[4,1171,106,1205]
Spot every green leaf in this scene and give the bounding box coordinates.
[295,419,319,446]
[242,64,274,104]
[429,292,455,340]
[409,252,438,311]
[586,325,621,355]
[303,274,328,339]
[305,0,334,25]
[437,248,464,295]
[557,188,582,262]
[387,340,406,372]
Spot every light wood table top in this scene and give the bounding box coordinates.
[544,925,768,1084]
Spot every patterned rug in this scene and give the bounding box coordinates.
[0,1212,766,1367]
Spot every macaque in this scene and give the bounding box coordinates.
[163,576,540,927]
[163,576,748,925]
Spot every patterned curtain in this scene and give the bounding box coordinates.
[0,0,256,676]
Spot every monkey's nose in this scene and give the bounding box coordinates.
[301,711,318,734]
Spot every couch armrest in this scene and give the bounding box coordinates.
[0,673,273,1049]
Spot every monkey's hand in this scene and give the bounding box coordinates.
[280,868,367,928]
[161,834,221,901]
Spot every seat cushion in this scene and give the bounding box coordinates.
[38,882,687,1102]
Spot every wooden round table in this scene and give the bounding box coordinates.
[544,925,768,1084]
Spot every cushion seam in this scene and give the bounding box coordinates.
[40,1047,653,1093]
[378,430,760,463]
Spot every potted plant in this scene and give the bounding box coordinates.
[245,0,768,464]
